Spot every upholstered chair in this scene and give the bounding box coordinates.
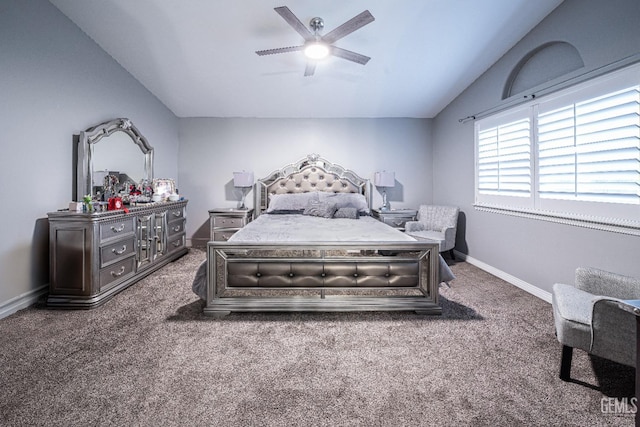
[552,267,640,381]
[404,205,459,260]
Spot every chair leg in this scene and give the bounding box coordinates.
[560,345,573,381]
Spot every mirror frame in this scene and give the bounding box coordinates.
[77,118,153,200]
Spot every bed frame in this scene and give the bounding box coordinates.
[204,154,441,317]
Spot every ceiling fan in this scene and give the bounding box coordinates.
[256,6,375,76]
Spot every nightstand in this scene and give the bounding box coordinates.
[371,208,417,231]
[209,208,254,241]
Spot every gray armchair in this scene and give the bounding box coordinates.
[552,267,639,381]
[405,205,459,260]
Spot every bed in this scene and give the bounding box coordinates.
[196,154,450,317]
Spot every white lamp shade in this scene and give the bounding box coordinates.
[233,171,254,188]
[374,171,395,187]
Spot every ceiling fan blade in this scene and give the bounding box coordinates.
[256,45,304,56]
[304,61,316,77]
[274,6,314,41]
[330,47,371,65]
[322,10,375,44]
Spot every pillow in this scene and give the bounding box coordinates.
[267,192,319,213]
[319,192,369,213]
[303,200,337,218]
[333,207,359,219]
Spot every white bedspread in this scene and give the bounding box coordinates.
[229,214,416,243]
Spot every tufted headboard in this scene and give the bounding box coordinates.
[255,153,371,217]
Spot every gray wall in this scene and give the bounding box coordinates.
[0,0,179,310]
[431,0,640,295]
[178,118,433,246]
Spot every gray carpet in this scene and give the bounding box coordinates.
[0,249,634,426]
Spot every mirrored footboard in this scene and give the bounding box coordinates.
[204,241,441,316]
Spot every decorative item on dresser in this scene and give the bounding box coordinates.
[209,208,254,241]
[371,208,417,231]
[47,200,188,309]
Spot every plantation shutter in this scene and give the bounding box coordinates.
[477,117,531,197]
[538,86,640,204]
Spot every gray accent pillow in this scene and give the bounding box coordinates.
[303,200,337,218]
[319,192,369,213]
[267,192,319,213]
[333,207,359,219]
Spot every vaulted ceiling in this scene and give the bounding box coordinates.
[49,0,564,118]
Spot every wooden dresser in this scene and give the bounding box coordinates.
[47,200,188,309]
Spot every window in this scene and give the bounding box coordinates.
[475,62,640,234]
[477,117,531,197]
[476,107,533,209]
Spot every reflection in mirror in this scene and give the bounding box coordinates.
[92,132,146,187]
[76,118,153,201]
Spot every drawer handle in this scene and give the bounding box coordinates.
[223,235,230,241]
[111,245,127,255]
[110,224,126,233]
[392,221,404,227]
[111,266,126,277]
[171,240,181,247]
[171,211,182,217]
[172,225,181,232]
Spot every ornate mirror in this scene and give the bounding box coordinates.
[76,118,153,199]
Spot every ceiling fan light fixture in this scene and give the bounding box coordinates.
[256,7,374,76]
[304,42,330,60]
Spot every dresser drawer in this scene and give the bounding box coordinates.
[213,230,236,241]
[167,207,185,221]
[99,256,135,291]
[99,217,135,243]
[213,216,244,229]
[168,218,186,237]
[167,233,185,253]
[100,236,136,267]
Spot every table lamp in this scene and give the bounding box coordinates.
[233,171,254,209]
[374,171,395,211]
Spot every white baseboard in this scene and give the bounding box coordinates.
[453,250,552,304]
[0,285,49,320]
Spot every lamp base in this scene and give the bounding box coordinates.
[238,188,250,210]
[380,190,390,211]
